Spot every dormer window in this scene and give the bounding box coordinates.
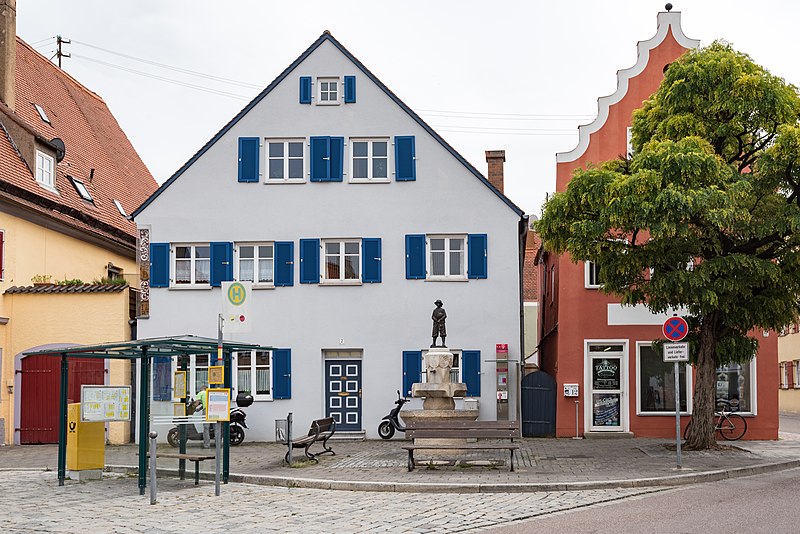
[35,150,56,190]
[69,176,93,202]
[317,77,340,105]
[33,103,51,124]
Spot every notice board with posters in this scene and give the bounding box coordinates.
[81,385,131,422]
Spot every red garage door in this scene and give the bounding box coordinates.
[19,355,105,444]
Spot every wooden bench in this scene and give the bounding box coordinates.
[150,453,215,485]
[402,420,520,472]
[285,417,337,463]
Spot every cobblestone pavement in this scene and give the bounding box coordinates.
[2,434,798,489]
[0,470,667,533]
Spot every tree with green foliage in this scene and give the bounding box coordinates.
[536,42,800,449]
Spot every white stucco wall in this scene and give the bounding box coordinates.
[137,39,523,440]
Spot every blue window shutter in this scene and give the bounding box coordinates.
[395,136,416,181]
[310,136,330,182]
[329,137,344,182]
[344,76,356,103]
[299,239,320,284]
[405,234,426,279]
[152,356,172,401]
[273,349,292,399]
[274,241,294,287]
[150,243,170,288]
[462,350,481,397]
[238,137,259,183]
[361,238,382,283]
[402,351,422,397]
[467,234,488,279]
[210,242,234,287]
[299,76,312,104]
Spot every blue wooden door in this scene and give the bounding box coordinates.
[325,360,362,431]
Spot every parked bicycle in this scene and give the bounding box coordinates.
[683,398,747,441]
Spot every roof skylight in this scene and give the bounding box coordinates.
[114,199,127,217]
[69,176,93,202]
[33,103,51,124]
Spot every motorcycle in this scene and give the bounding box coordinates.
[167,391,253,447]
[378,390,409,439]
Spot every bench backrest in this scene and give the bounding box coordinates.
[308,417,336,437]
[406,420,520,440]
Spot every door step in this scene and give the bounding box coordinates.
[331,430,366,441]
[583,431,635,439]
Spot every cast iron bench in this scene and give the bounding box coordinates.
[285,417,337,463]
[402,420,520,472]
[149,452,215,485]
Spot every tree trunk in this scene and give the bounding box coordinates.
[685,312,720,449]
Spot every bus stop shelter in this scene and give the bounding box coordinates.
[24,336,272,495]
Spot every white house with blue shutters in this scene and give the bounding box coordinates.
[133,31,527,440]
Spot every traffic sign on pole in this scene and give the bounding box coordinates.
[663,316,688,341]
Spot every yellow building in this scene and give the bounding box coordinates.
[0,1,157,444]
[778,325,800,413]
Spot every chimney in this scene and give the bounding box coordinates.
[485,150,505,193]
[0,0,15,111]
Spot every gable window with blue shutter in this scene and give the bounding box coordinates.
[344,76,356,103]
[299,76,312,104]
[150,242,170,288]
[237,137,260,183]
[467,234,488,279]
[310,136,344,182]
[394,136,416,181]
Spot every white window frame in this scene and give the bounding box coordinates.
[35,150,56,191]
[34,103,51,124]
[321,238,362,285]
[585,261,603,289]
[584,340,629,432]
[349,138,390,183]
[636,342,692,416]
[420,348,463,386]
[234,350,273,401]
[234,242,275,288]
[172,244,211,287]
[715,358,757,415]
[265,138,306,183]
[795,360,800,389]
[427,235,467,281]
[113,199,127,217]
[70,176,93,202]
[317,76,340,105]
[780,362,789,389]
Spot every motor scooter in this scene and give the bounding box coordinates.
[378,390,409,439]
[167,392,253,447]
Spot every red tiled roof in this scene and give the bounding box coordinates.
[1,38,157,244]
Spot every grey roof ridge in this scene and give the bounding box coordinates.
[132,31,524,219]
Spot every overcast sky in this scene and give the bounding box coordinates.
[16,0,800,216]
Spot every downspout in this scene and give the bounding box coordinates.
[517,215,529,421]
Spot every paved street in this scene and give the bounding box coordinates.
[0,470,666,533]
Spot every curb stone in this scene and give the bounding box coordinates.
[103,458,800,493]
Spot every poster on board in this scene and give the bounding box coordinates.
[205,388,230,422]
[81,385,131,422]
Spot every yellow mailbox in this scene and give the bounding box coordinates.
[67,403,105,471]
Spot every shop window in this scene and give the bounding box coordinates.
[716,360,755,413]
[638,344,689,414]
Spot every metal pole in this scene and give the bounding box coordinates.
[215,421,222,496]
[223,350,231,484]
[675,361,682,469]
[179,355,187,480]
[138,346,151,495]
[214,313,223,366]
[57,354,69,486]
[574,400,581,439]
[149,431,158,504]
[286,412,293,466]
